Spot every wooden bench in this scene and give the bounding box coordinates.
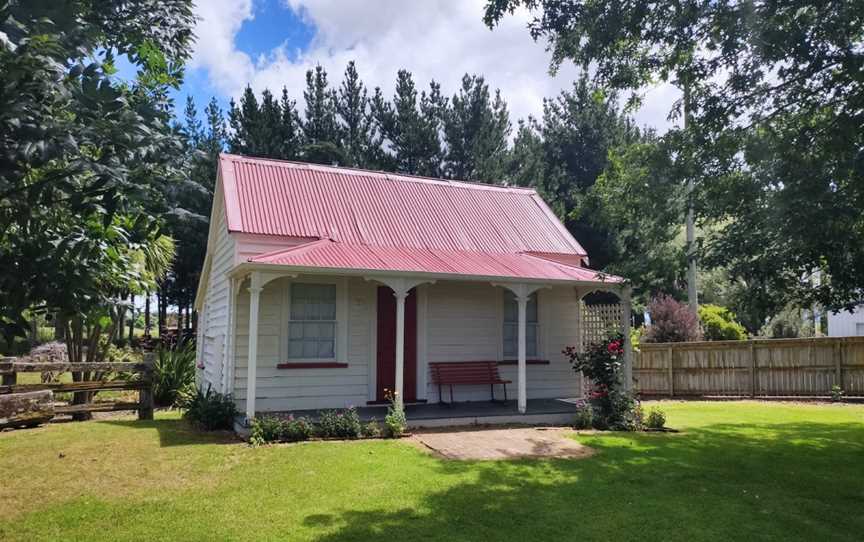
[429,361,511,404]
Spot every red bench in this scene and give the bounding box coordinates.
[429,361,511,404]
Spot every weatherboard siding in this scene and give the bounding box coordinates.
[198,190,236,393]
[233,276,374,411]
[424,283,582,402]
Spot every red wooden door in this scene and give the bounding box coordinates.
[376,286,417,402]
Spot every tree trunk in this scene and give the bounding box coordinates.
[144,292,151,338]
[128,293,135,342]
[53,313,65,341]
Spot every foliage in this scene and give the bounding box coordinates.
[698,305,747,342]
[565,334,641,431]
[361,421,381,438]
[182,387,238,431]
[441,74,511,181]
[0,1,194,341]
[572,405,593,430]
[642,295,703,343]
[152,341,196,407]
[382,388,407,438]
[248,416,284,447]
[759,304,812,339]
[484,0,864,314]
[830,385,845,403]
[373,70,445,176]
[317,407,362,439]
[645,408,667,430]
[587,136,686,300]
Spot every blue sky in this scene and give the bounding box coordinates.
[162,0,678,130]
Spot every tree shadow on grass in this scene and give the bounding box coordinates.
[310,421,864,542]
[101,418,239,447]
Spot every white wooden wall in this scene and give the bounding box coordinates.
[229,278,584,413]
[198,189,235,392]
[232,276,375,411]
[828,305,864,337]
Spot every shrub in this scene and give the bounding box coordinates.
[382,388,407,438]
[642,295,703,343]
[182,386,238,431]
[283,416,313,442]
[152,341,197,407]
[565,333,642,431]
[573,406,593,429]
[646,408,667,429]
[317,407,362,439]
[361,421,381,438]
[699,305,747,341]
[249,416,283,446]
[831,385,845,403]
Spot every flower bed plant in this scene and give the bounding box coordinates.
[564,333,643,431]
[248,403,406,446]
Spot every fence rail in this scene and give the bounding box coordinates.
[633,336,864,398]
[0,356,154,429]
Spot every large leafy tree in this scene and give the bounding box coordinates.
[503,78,638,269]
[0,0,195,343]
[484,0,864,311]
[441,74,511,181]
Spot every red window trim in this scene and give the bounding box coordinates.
[277,362,349,369]
[496,359,550,366]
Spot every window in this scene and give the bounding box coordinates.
[288,283,337,359]
[503,291,538,358]
[856,323,864,337]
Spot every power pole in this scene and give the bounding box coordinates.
[683,79,698,313]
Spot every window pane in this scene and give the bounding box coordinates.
[302,340,317,358]
[503,292,539,357]
[320,322,335,339]
[317,340,334,358]
[289,325,302,339]
[288,340,303,358]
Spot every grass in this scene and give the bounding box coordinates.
[1,401,862,541]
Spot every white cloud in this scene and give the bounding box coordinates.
[189,0,679,131]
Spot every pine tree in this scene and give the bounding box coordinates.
[441,74,511,181]
[336,61,378,168]
[302,65,345,164]
[279,87,303,160]
[373,70,444,176]
[228,86,261,155]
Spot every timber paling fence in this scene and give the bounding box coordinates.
[0,356,154,429]
[633,336,864,398]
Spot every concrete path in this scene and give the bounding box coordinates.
[411,427,594,461]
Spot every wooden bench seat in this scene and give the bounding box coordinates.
[429,361,511,404]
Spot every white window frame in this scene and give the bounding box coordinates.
[501,290,541,360]
[281,277,349,364]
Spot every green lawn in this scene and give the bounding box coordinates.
[1,401,862,541]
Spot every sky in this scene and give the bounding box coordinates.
[175,0,681,133]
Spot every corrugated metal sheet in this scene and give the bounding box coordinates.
[250,239,621,284]
[220,154,587,256]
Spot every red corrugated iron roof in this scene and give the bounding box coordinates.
[220,153,586,256]
[249,239,621,284]
[220,154,621,285]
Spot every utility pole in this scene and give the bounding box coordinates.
[683,79,698,313]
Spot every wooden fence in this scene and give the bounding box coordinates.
[633,337,864,398]
[0,356,154,429]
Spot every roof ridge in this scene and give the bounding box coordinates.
[220,153,538,194]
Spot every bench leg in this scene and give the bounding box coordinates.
[503,383,508,402]
[438,384,445,405]
[490,383,495,402]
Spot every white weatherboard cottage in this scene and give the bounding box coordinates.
[194,154,631,426]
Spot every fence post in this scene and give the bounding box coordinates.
[138,353,155,421]
[667,346,674,397]
[1,356,16,386]
[749,341,756,398]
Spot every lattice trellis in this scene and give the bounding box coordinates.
[581,302,623,349]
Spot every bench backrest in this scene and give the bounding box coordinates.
[429,361,503,384]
